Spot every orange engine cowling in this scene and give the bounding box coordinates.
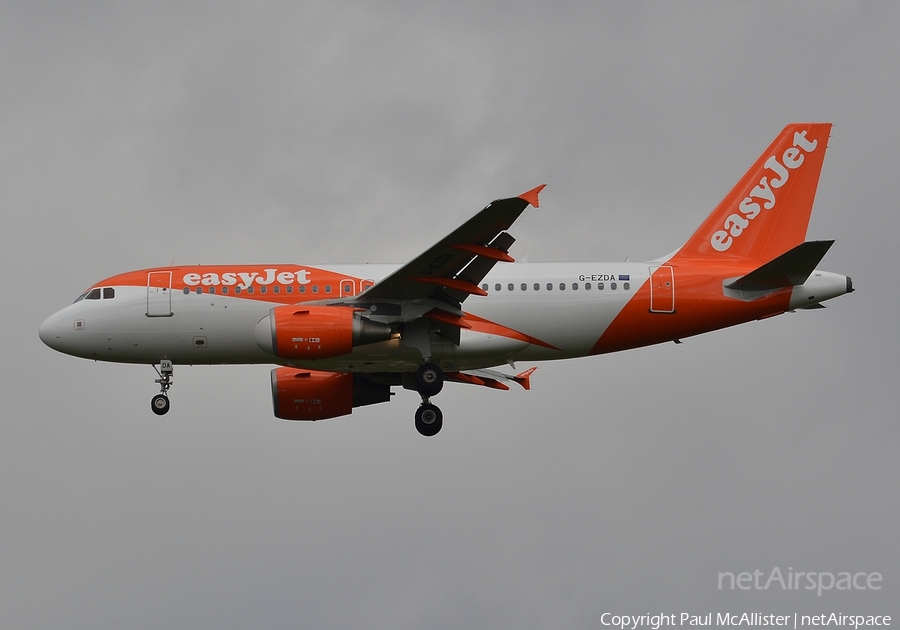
[270,367,392,421]
[255,305,392,360]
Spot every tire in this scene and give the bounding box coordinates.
[414,363,443,397]
[151,394,170,415]
[415,403,443,437]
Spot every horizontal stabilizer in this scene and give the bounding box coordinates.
[725,240,834,292]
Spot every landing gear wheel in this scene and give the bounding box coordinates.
[151,394,170,415]
[415,363,443,397]
[415,403,443,437]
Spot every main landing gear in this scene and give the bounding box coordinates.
[414,362,444,437]
[151,359,173,416]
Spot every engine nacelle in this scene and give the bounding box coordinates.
[255,305,391,360]
[270,367,391,421]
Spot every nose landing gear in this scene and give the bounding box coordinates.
[151,359,173,416]
[413,362,444,436]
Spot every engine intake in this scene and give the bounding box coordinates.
[255,305,391,360]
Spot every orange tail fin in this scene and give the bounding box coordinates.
[674,123,832,263]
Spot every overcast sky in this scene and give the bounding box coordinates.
[2,2,897,628]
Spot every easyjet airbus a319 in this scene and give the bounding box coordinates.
[40,123,852,435]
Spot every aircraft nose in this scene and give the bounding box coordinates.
[39,312,63,351]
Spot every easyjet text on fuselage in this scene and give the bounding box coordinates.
[182,268,312,290]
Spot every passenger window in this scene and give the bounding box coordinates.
[585,283,591,290]
[598,283,604,290]
[210,287,216,294]
[624,282,630,290]
[273,286,280,294]
[325,285,332,294]
[311,285,319,294]
[260,286,267,294]
[546,283,553,291]
[482,283,488,291]
[183,287,190,295]
[508,283,514,291]
[86,288,101,300]
[247,286,254,294]
[222,286,229,294]
[195,287,202,294]
[521,283,527,291]
[611,282,617,290]
[559,283,565,291]
[235,287,242,294]
[572,283,578,290]
[534,283,540,291]
[286,285,293,294]
[495,283,501,291]
[299,286,306,294]
[103,287,115,299]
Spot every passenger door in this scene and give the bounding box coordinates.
[147,271,173,317]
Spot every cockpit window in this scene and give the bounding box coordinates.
[86,288,101,300]
[103,287,115,299]
[74,292,88,303]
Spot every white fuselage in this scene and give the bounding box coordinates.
[39,262,645,371]
[38,261,850,374]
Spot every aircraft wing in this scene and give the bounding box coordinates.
[353,185,545,309]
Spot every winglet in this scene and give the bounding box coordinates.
[513,367,537,391]
[518,184,546,208]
